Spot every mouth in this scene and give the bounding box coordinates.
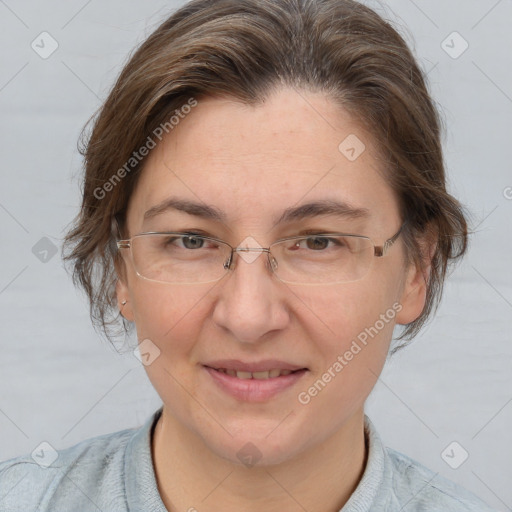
[208,368,304,379]
[202,360,308,402]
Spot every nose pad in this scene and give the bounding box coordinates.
[223,254,232,270]
[269,254,278,273]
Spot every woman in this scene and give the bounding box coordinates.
[0,0,498,510]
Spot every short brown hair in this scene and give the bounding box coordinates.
[63,0,469,353]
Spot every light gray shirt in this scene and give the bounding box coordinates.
[0,408,497,511]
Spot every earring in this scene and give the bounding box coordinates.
[121,300,127,306]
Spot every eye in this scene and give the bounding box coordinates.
[305,236,329,251]
[296,236,345,251]
[156,233,208,250]
[180,235,205,250]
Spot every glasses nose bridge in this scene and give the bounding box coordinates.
[224,244,277,272]
[234,246,271,254]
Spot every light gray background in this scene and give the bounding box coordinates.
[0,0,511,509]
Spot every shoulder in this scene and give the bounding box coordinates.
[385,447,498,511]
[0,426,136,512]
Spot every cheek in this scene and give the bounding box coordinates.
[297,282,398,395]
[129,280,215,340]
[298,278,399,347]
[128,282,217,415]
[128,280,221,406]
[293,285,398,433]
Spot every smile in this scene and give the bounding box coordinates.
[212,368,299,379]
[203,363,309,402]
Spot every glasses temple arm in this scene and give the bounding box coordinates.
[374,221,407,257]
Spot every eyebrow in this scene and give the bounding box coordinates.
[144,198,226,222]
[143,197,370,225]
[276,199,370,224]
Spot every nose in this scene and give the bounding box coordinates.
[211,248,291,344]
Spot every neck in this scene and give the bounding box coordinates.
[152,408,367,512]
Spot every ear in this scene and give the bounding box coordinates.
[116,278,135,322]
[395,230,436,325]
[115,255,135,322]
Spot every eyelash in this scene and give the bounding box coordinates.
[174,229,211,237]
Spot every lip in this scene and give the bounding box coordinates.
[204,359,306,373]
[203,364,308,402]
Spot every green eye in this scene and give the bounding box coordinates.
[181,235,205,249]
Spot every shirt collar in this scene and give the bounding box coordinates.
[339,414,390,511]
[124,407,167,512]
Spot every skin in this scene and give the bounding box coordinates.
[116,87,431,512]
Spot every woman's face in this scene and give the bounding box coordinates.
[118,88,427,465]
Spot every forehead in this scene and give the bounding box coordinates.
[127,88,399,233]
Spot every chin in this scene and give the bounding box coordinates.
[196,418,313,468]
[215,438,301,468]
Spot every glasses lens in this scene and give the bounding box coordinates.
[271,234,374,284]
[128,233,375,285]
[131,234,231,284]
